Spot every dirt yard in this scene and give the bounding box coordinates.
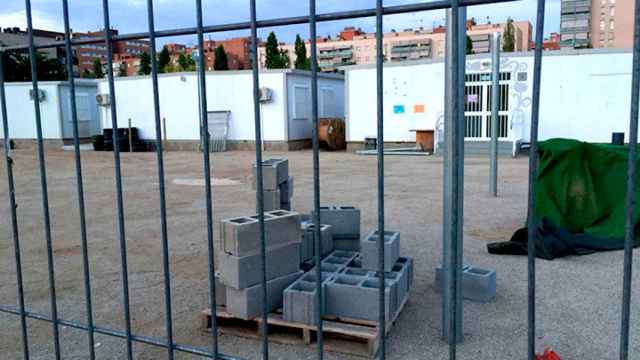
[0,148,638,359]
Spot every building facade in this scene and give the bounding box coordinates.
[591,0,636,48]
[189,37,252,70]
[258,20,532,72]
[75,29,150,75]
[560,0,592,48]
[0,27,65,61]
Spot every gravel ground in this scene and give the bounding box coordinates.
[0,148,638,360]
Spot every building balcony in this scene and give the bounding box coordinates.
[390,45,431,54]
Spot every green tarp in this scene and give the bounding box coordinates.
[489,138,640,259]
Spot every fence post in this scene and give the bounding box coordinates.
[490,32,501,197]
[128,118,133,153]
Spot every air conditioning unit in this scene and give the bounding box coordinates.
[259,87,273,103]
[96,94,111,106]
[29,89,46,102]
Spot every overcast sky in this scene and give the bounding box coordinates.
[1,0,560,46]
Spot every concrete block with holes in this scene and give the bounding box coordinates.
[312,205,361,240]
[302,222,334,258]
[325,274,397,322]
[226,271,303,320]
[219,240,301,289]
[361,230,400,272]
[252,158,288,191]
[283,271,334,325]
[258,189,281,212]
[279,176,293,207]
[214,271,226,306]
[434,264,496,303]
[221,210,301,257]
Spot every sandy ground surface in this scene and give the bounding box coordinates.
[0,148,638,360]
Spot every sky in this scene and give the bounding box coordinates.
[0,0,561,47]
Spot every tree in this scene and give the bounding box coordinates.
[294,34,310,70]
[502,18,515,52]
[81,69,93,79]
[158,46,171,73]
[264,32,289,69]
[466,35,474,55]
[214,45,229,70]
[177,53,195,71]
[91,58,104,78]
[118,63,127,77]
[138,52,151,75]
[1,51,66,82]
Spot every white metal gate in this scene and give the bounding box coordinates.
[464,72,510,140]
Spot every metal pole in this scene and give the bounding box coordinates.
[375,1,387,359]
[101,1,134,358]
[619,0,640,357]
[490,32,501,197]
[24,1,61,358]
[145,0,175,358]
[0,49,30,360]
[195,0,219,357]
[442,4,466,354]
[309,1,325,358]
[249,1,270,358]
[527,0,546,358]
[62,0,96,358]
[128,118,133,153]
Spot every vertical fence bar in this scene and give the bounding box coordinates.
[0,53,30,360]
[442,3,466,356]
[100,0,134,358]
[249,1,269,358]
[194,0,219,357]
[619,0,640,357]
[309,1,324,358]
[374,1,387,359]
[145,0,174,358]
[24,1,62,358]
[61,1,96,358]
[527,0,546,358]
[489,32,500,197]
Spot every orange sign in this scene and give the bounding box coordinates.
[414,104,425,113]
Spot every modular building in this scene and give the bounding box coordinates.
[1,69,344,151]
[344,48,635,155]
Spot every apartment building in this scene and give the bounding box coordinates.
[189,37,252,70]
[591,0,635,48]
[0,27,65,61]
[74,29,150,74]
[258,20,532,72]
[560,0,592,48]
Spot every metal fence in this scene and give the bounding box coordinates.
[0,0,638,359]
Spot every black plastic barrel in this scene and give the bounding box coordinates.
[612,132,625,145]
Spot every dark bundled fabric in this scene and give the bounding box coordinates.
[488,138,640,260]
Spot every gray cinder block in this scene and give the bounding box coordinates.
[222,210,301,257]
[397,257,414,290]
[391,260,410,297]
[333,238,360,252]
[258,189,281,212]
[372,271,403,311]
[361,230,400,272]
[219,241,301,289]
[434,264,496,303]
[252,158,289,191]
[325,275,397,322]
[312,206,360,239]
[215,271,226,306]
[226,271,303,320]
[302,223,334,258]
[279,176,294,203]
[283,272,334,325]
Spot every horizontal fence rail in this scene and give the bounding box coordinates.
[1,0,637,359]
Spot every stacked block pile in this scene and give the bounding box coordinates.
[218,209,303,320]
[252,158,293,211]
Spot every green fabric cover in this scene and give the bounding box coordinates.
[535,138,640,247]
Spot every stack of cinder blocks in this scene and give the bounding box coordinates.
[312,206,361,251]
[434,264,496,302]
[283,250,414,325]
[252,158,294,211]
[218,209,303,319]
[299,221,334,264]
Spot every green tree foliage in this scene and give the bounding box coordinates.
[81,69,93,78]
[264,32,289,69]
[1,51,66,82]
[502,18,515,52]
[214,45,229,70]
[92,58,104,78]
[158,46,171,73]
[294,34,310,70]
[138,52,151,75]
[466,35,474,55]
[177,53,196,71]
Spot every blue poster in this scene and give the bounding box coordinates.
[393,105,405,114]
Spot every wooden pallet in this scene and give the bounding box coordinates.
[201,295,408,358]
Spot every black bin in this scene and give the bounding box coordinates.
[612,132,625,146]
